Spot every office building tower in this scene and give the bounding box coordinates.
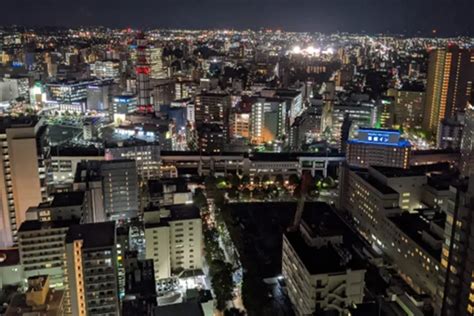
[110,94,137,119]
[460,103,474,177]
[250,97,286,145]
[340,164,449,312]
[387,88,425,129]
[197,123,225,153]
[46,80,102,104]
[149,47,167,79]
[194,92,231,127]
[136,33,153,113]
[86,80,112,112]
[437,113,464,149]
[441,178,474,315]
[423,46,474,134]
[346,128,411,169]
[66,222,120,316]
[152,79,175,113]
[105,143,161,181]
[229,110,250,139]
[0,117,47,247]
[101,160,139,221]
[90,60,120,81]
[144,205,203,290]
[74,160,139,222]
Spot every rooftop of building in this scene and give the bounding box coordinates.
[153,301,204,316]
[148,178,189,196]
[355,171,398,195]
[389,212,444,260]
[50,145,105,157]
[18,219,79,233]
[50,191,85,207]
[144,204,200,229]
[285,231,365,275]
[66,221,116,249]
[5,288,64,316]
[347,138,411,148]
[300,202,346,238]
[370,162,451,178]
[160,150,344,160]
[0,248,20,267]
[0,116,40,133]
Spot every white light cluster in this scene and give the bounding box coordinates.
[290,45,334,56]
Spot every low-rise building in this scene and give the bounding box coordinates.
[5,275,65,316]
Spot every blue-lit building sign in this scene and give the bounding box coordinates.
[348,128,410,148]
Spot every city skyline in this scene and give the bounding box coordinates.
[2,0,474,36]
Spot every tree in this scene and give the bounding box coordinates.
[228,174,241,188]
[252,188,265,200]
[253,175,261,186]
[216,176,228,189]
[275,174,284,186]
[289,174,300,186]
[205,175,217,188]
[210,259,235,311]
[214,190,226,210]
[241,175,250,186]
[262,175,270,185]
[193,188,208,209]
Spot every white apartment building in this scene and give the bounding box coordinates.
[144,205,203,288]
[0,117,47,247]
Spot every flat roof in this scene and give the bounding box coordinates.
[0,116,39,133]
[169,204,200,221]
[285,232,364,275]
[389,213,443,260]
[300,202,346,238]
[18,219,79,232]
[356,172,398,195]
[66,221,115,248]
[51,191,85,207]
[153,301,204,316]
[0,248,20,267]
[371,162,450,178]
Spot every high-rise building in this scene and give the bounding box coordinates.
[249,97,286,145]
[0,116,47,247]
[46,80,102,104]
[460,103,474,177]
[100,160,139,221]
[105,143,161,181]
[194,92,231,127]
[387,88,425,129]
[282,202,366,316]
[149,47,167,79]
[423,46,474,134]
[136,33,153,113]
[346,128,411,169]
[144,204,203,291]
[86,80,113,112]
[441,178,474,315]
[74,160,139,222]
[90,60,120,81]
[66,222,120,316]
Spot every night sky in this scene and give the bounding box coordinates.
[3,0,474,36]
